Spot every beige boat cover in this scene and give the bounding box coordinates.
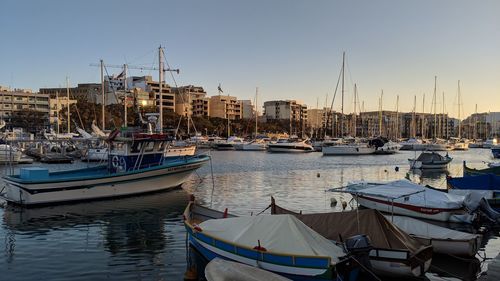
[205,258,291,281]
[198,214,346,263]
[271,201,426,253]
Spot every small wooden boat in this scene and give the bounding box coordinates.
[333,179,475,223]
[184,199,365,281]
[205,258,291,281]
[385,215,482,256]
[271,199,433,278]
[408,151,452,169]
[463,161,500,176]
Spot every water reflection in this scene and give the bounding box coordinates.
[1,189,190,280]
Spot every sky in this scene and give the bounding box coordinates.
[1,0,499,118]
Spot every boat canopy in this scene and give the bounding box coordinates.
[271,202,425,253]
[342,180,465,209]
[386,215,481,241]
[198,214,346,263]
[448,174,500,190]
[416,152,446,162]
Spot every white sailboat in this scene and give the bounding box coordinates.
[236,87,266,151]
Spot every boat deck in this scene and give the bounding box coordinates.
[5,155,209,184]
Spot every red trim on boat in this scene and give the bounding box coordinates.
[357,194,462,214]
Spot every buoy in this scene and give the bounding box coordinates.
[395,166,399,172]
[341,201,348,210]
[330,197,337,206]
[317,172,320,178]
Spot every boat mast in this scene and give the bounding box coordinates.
[441,91,445,138]
[100,59,105,130]
[66,77,70,134]
[158,46,164,133]
[340,52,345,138]
[353,84,357,137]
[422,94,425,139]
[433,76,437,139]
[411,95,416,138]
[474,104,477,140]
[255,87,258,138]
[379,90,383,136]
[457,80,461,139]
[123,64,128,127]
[396,94,399,140]
[56,91,60,134]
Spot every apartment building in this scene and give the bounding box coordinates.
[173,85,210,117]
[209,95,242,120]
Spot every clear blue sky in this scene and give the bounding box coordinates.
[1,0,499,118]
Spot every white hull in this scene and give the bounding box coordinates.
[322,145,375,156]
[267,146,313,153]
[408,160,450,169]
[235,143,267,151]
[355,196,462,222]
[165,145,196,158]
[370,258,431,277]
[413,236,479,256]
[3,163,204,206]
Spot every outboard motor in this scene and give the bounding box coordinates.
[345,234,373,271]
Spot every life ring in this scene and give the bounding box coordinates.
[119,157,127,171]
[111,155,120,168]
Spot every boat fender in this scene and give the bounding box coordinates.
[111,155,120,168]
[193,224,203,232]
[223,208,228,218]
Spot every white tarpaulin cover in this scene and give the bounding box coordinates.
[385,215,481,241]
[345,179,466,209]
[198,214,345,263]
[205,258,291,281]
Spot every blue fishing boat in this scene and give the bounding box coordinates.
[183,198,367,281]
[447,174,500,209]
[1,129,209,206]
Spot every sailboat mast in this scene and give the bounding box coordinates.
[56,91,60,134]
[255,87,258,138]
[66,77,70,134]
[158,46,164,133]
[340,52,345,137]
[396,95,399,140]
[100,59,105,130]
[433,76,437,139]
[458,80,461,139]
[379,90,383,136]
[422,94,425,139]
[123,64,128,128]
[353,84,357,137]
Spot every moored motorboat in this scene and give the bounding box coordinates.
[270,199,433,278]
[384,215,482,256]
[332,179,476,223]
[370,138,400,155]
[322,139,375,156]
[184,200,367,281]
[267,138,314,153]
[234,139,267,151]
[1,130,209,206]
[408,151,452,169]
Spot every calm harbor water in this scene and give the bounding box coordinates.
[1,149,499,280]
